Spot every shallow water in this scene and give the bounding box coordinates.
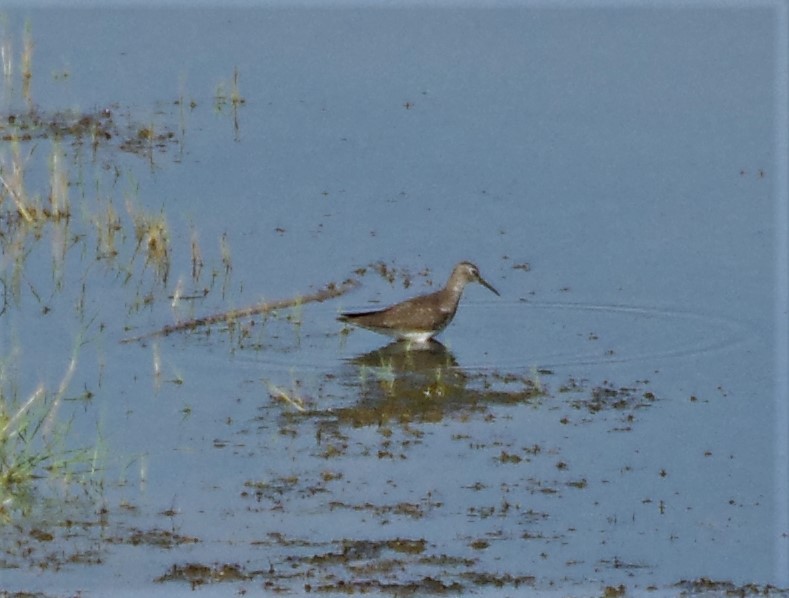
[0,6,786,596]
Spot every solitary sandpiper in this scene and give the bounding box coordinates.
[338,262,499,342]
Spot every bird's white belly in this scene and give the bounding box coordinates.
[397,330,435,343]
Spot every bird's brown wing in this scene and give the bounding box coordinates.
[340,290,453,332]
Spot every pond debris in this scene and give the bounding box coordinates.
[155,562,250,589]
[0,105,180,160]
[106,527,199,549]
[121,278,359,344]
[673,578,789,596]
[560,378,657,415]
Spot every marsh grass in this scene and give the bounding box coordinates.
[0,18,12,98]
[190,228,203,282]
[219,231,233,297]
[94,198,123,262]
[0,16,325,541]
[0,142,36,224]
[0,343,93,520]
[214,67,245,140]
[20,20,31,106]
[0,20,204,523]
[128,200,171,285]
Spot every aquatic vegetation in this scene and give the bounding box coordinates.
[189,227,203,282]
[213,67,245,139]
[127,200,171,285]
[213,66,246,112]
[0,343,89,520]
[0,20,209,524]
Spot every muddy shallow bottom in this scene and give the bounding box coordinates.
[1,299,779,595]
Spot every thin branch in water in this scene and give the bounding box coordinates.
[121,277,359,344]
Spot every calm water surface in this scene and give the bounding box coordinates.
[0,6,786,596]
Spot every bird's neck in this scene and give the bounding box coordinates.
[438,284,465,314]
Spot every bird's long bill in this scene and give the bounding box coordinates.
[478,275,500,296]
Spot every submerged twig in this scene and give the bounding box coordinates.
[0,171,34,224]
[121,278,359,344]
[268,383,307,413]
